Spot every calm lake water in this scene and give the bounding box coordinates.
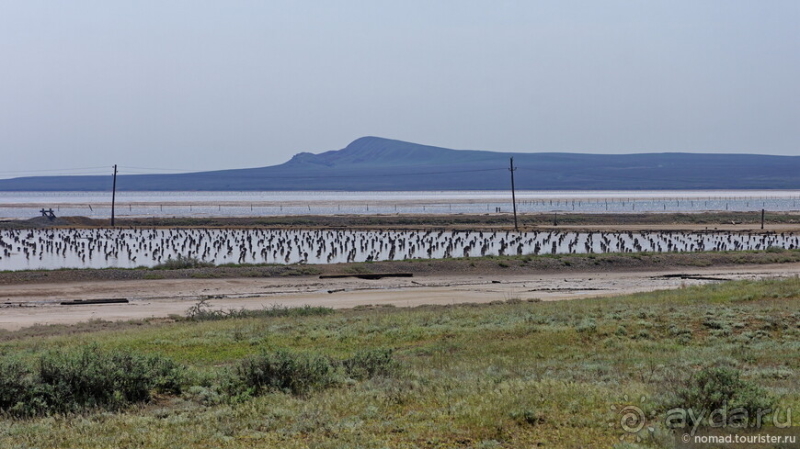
[2,227,797,271]
[1,190,800,220]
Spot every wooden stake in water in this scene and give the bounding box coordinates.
[762,209,765,230]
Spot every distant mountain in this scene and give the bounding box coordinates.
[2,136,800,191]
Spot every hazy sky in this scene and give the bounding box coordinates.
[1,1,798,178]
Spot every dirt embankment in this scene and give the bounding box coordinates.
[1,261,799,332]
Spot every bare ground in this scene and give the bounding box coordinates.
[1,261,798,331]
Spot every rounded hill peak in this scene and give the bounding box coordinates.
[334,137,457,166]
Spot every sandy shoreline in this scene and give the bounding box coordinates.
[1,263,797,331]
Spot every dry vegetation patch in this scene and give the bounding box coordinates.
[0,277,798,447]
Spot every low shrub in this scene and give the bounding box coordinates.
[0,357,38,416]
[663,365,774,427]
[231,348,399,397]
[343,349,398,380]
[0,347,185,417]
[233,350,336,396]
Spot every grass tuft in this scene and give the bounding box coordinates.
[152,255,214,270]
[184,300,334,321]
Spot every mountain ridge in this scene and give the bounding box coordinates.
[1,136,799,191]
[285,136,496,168]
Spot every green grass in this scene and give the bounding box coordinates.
[1,278,800,447]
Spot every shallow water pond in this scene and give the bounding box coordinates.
[1,228,797,271]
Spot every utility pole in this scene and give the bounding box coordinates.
[509,158,518,231]
[111,164,117,227]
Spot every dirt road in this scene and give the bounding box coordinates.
[1,263,798,330]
